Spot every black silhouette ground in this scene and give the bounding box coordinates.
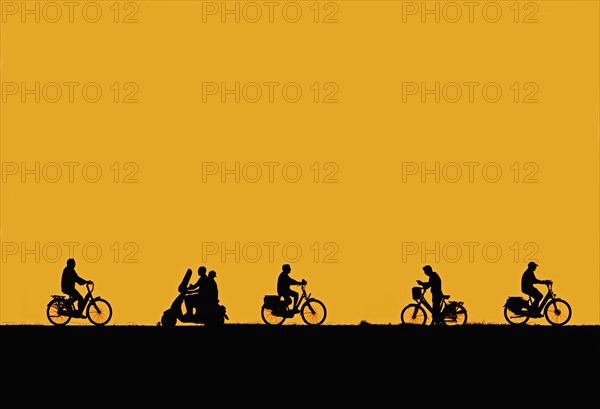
[2,323,597,404]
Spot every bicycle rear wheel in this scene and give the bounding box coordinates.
[544,299,572,326]
[46,299,71,326]
[300,299,327,326]
[261,306,286,325]
[87,298,113,326]
[443,304,467,326]
[400,304,427,325]
[503,306,529,325]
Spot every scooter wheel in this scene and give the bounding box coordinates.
[161,310,177,327]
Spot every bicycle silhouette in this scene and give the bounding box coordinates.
[400,283,467,325]
[261,280,327,326]
[47,281,113,326]
[503,281,572,326]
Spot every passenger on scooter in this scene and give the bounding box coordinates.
[203,270,220,314]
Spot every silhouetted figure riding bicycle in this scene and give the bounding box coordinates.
[61,258,91,318]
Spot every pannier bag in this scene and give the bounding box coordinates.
[263,295,283,309]
[505,296,529,314]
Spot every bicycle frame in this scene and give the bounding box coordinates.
[415,288,445,315]
[291,284,310,312]
[61,283,95,315]
[526,282,555,314]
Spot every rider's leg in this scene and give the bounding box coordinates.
[183,296,193,318]
[291,290,299,312]
[529,288,544,315]
[431,296,442,325]
[67,290,85,316]
[282,294,292,310]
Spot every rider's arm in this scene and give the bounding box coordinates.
[75,274,88,286]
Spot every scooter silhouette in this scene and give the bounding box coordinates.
[160,269,228,327]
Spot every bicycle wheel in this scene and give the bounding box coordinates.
[443,304,468,326]
[300,298,327,326]
[503,306,529,325]
[261,306,286,325]
[400,304,427,325]
[46,299,71,326]
[86,298,113,326]
[544,298,572,326]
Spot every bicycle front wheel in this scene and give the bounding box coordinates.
[443,304,468,326]
[301,299,327,326]
[47,299,71,326]
[400,304,427,325]
[544,299,572,326]
[261,306,286,326]
[87,298,113,326]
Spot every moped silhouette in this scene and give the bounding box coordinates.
[160,269,228,327]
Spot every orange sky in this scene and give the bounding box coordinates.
[1,1,598,326]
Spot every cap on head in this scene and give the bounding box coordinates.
[208,270,216,278]
[528,261,538,268]
[67,258,76,267]
[282,264,291,273]
[423,265,433,273]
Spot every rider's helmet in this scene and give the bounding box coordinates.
[422,265,433,273]
[282,264,291,273]
[528,261,538,268]
[67,258,76,267]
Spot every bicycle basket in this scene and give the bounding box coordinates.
[411,287,422,301]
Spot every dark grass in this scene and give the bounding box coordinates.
[2,323,598,404]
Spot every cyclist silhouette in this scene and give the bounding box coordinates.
[521,261,551,317]
[277,264,303,313]
[60,258,91,318]
[417,265,444,325]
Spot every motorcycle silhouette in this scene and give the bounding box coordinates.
[47,281,113,326]
[503,281,572,326]
[160,269,228,327]
[261,279,327,326]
